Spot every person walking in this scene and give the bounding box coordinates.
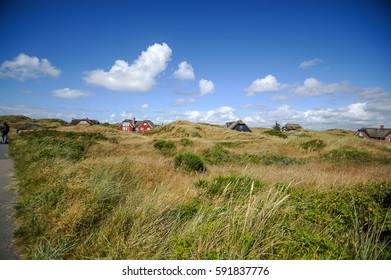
[1,122,9,144]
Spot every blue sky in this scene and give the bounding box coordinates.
[1,0,390,129]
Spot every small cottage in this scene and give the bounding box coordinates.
[354,125,391,142]
[282,123,303,131]
[70,118,100,126]
[225,120,252,132]
[16,123,43,133]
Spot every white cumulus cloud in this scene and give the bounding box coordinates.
[83,43,172,92]
[246,74,288,96]
[0,53,61,81]
[52,88,92,99]
[183,106,238,123]
[299,58,322,69]
[173,61,195,80]
[294,78,350,96]
[171,98,196,107]
[199,79,215,96]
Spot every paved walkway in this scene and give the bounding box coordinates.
[0,144,19,259]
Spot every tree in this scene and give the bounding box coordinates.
[272,121,281,131]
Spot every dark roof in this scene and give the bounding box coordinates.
[358,127,391,138]
[70,118,99,125]
[17,123,43,131]
[226,120,252,132]
[283,124,303,130]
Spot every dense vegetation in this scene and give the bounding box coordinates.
[6,118,391,259]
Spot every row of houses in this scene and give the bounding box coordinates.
[70,118,391,142]
[224,120,303,133]
[71,117,155,132]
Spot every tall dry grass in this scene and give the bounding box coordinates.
[9,121,391,259]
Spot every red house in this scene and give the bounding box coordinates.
[354,125,391,142]
[118,119,136,132]
[118,117,155,132]
[136,120,155,132]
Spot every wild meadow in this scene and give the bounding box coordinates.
[5,118,391,259]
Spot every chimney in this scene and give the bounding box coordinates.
[132,117,136,125]
[380,125,384,129]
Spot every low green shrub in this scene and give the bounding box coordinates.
[264,129,288,139]
[174,152,206,173]
[300,139,326,152]
[180,138,193,146]
[261,153,304,165]
[153,139,176,156]
[203,144,237,165]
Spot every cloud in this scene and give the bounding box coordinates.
[294,78,350,96]
[83,43,172,92]
[241,101,382,130]
[270,95,291,102]
[0,53,61,81]
[0,103,78,121]
[183,106,238,123]
[299,58,322,69]
[199,79,215,96]
[246,74,288,96]
[52,88,92,99]
[141,103,149,109]
[173,61,195,80]
[171,98,196,106]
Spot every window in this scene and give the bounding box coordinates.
[359,131,364,137]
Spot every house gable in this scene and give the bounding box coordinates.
[137,120,155,132]
[226,120,252,132]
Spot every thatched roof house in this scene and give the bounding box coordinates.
[70,118,100,126]
[225,120,252,132]
[16,123,43,133]
[354,125,391,142]
[282,123,303,131]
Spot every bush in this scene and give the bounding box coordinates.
[203,144,237,165]
[196,175,264,196]
[180,138,193,146]
[174,152,206,173]
[153,139,176,156]
[264,129,288,139]
[300,139,326,152]
[261,153,304,165]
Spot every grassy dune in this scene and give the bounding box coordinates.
[6,119,391,259]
